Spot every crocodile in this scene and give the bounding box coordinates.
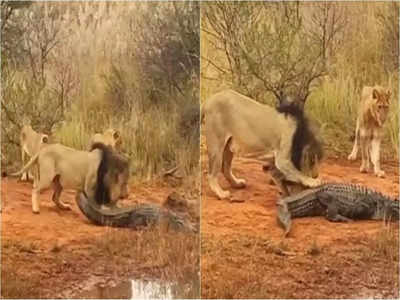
[277,183,399,236]
[75,192,196,233]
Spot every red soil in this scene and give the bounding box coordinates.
[1,180,171,251]
[201,156,399,298]
[1,179,183,298]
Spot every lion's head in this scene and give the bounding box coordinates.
[91,142,130,205]
[281,102,324,180]
[370,87,391,127]
[300,143,322,179]
[302,117,324,179]
[103,128,122,149]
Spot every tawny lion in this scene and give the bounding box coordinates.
[202,90,324,200]
[20,125,49,183]
[89,129,122,150]
[8,143,130,214]
[348,86,391,177]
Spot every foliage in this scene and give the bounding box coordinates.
[203,1,347,107]
[1,2,200,180]
[202,2,398,157]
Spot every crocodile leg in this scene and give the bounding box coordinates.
[325,202,353,222]
[270,167,291,197]
[267,164,306,197]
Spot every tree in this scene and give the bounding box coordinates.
[203,1,346,109]
[128,2,199,104]
[376,3,399,74]
[1,2,69,152]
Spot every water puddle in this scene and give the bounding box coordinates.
[75,279,178,299]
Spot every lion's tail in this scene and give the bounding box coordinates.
[8,152,39,177]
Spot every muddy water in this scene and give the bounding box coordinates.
[75,279,174,299]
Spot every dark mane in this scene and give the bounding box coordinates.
[91,142,112,205]
[276,99,323,170]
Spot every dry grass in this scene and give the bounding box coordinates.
[2,2,200,183]
[1,240,44,299]
[1,268,42,299]
[1,227,200,299]
[201,225,399,299]
[201,3,399,159]
[360,224,399,263]
[90,228,200,298]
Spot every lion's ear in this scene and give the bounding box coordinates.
[387,89,392,102]
[42,135,49,143]
[372,89,380,100]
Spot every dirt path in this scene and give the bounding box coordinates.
[201,155,399,298]
[1,179,199,299]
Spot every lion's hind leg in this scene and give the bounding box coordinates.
[31,158,54,213]
[222,137,246,189]
[51,175,71,210]
[206,132,230,200]
[32,178,50,214]
[208,153,230,200]
[348,118,360,161]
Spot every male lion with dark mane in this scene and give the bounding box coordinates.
[202,89,324,200]
[9,143,130,214]
[348,86,391,177]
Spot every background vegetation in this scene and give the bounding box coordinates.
[201,2,398,160]
[1,1,200,180]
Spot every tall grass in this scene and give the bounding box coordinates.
[2,2,200,182]
[201,3,399,160]
[51,96,199,182]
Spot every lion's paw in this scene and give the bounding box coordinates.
[217,190,231,200]
[305,178,322,188]
[347,153,357,161]
[375,170,385,178]
[59,203,71,210]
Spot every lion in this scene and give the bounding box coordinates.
[89,129,122,150]
[20,125,49,183]
[202,89,324,200]
[9,142,130,214]
[347,86,391,177]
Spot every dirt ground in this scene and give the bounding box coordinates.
[1,179,200,299]
[201,153,399,299]
[1,154,399,299]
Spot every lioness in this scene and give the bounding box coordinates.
[348,86,391,177]
[202,90,323,200]
[89,129,121,150]
[10,143,130,214]
[20,125,49,182]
